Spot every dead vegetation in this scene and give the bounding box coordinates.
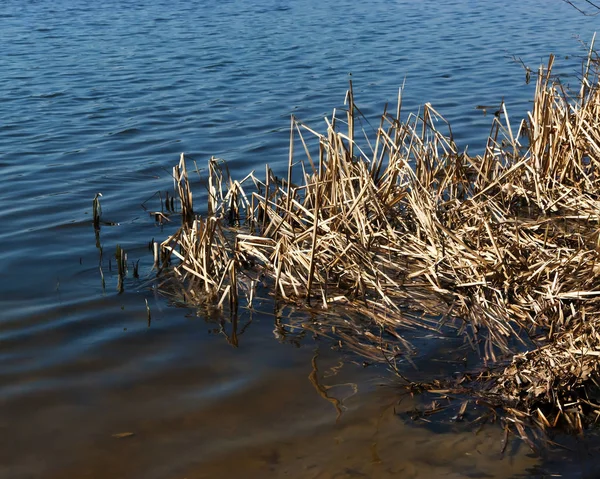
[155,43,600,434]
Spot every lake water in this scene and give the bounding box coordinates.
[1,1,599,477]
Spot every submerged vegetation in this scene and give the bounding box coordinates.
[152,45,600,438]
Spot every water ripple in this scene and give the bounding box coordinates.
[0,1,598,474]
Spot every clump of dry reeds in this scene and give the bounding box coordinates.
[158,43,600,433]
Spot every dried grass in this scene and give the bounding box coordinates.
[157,44,600,432]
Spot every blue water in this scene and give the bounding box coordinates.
[0,1,599,477]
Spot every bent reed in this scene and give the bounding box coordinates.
[158,46,600,434]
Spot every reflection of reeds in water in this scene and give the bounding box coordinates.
[158,45,600,433]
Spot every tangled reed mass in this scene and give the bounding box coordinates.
[157,48,600,434]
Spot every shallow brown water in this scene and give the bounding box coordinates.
[0,323,540,479]
[2,283,600,478]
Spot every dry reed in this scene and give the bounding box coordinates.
[157,44,600,433]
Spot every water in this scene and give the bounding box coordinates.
[1,0,599,477]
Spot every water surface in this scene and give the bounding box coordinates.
[1,0,599,477]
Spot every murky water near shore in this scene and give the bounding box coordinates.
[1,0,600,477]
